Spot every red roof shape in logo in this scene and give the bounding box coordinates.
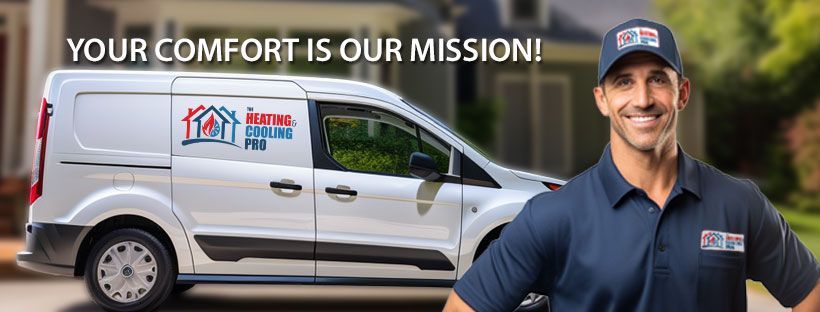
[182,105,206,122]
[182,105,206,139]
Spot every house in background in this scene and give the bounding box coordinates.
[0,0,705,235]
[0,0,30,236]
[456,0,705,178]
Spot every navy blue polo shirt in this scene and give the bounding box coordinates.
[454,145,819,311]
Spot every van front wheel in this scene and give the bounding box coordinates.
[84,229,174,312]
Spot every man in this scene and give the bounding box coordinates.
[443,18,820,311]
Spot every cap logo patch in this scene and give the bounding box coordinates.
[701,230,744,252]
[616,27,659,50]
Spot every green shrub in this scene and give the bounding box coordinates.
[785,101,820,211]
[456,98,501,156]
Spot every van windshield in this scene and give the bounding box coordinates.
[400,99,492,160]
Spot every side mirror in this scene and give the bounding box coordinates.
[409,152,441,181]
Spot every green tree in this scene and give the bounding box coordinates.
[786,101,820,211]
[456,98,501,157]
[656,0,820,200]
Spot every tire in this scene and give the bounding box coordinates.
[84,228,175,312]
[171,283,195,295]
[514,293,549,312]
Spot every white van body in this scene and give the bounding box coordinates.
[17,70,562,310]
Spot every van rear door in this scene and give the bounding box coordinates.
[171,77,315,277]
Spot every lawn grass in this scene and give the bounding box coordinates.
[778,208,820,257]
[747,206,820,296]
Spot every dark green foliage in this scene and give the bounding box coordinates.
[327,118,418,176]
[421,140,450,174]
[456,98,501,157]
[657,0,820,202]
[325,117,450,176]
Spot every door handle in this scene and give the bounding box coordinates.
[270,181,302,191]
[325,187,357,196]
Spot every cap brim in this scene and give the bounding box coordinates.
[599,46,682,83]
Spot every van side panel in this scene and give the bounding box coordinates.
[73,93,169,155]
[50,79,171,165]
[170,78,316,276]
[29,76,194,274]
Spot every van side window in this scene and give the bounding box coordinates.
[419,128,450,174]
[320,104,452,177]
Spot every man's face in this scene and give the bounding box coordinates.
[593,52,690,151]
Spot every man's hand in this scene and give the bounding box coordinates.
[793,282,820,312]
[442,290,475,312]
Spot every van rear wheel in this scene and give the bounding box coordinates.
[84,229,174,312]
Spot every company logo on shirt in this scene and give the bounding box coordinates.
[616,27,659,50]
[701,230,745,252]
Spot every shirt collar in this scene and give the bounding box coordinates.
[597,143,701,208]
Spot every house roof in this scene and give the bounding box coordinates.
[455,0,598,43]
[551,0,653,36]
[455,0,653,44]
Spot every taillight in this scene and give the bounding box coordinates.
[29,98,51,204]
[543,182,561,191]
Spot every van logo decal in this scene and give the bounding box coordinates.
[181,105,296,151]
[182,105,242,147]
[243,106,296,151]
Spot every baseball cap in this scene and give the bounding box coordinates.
[598,18,683,83]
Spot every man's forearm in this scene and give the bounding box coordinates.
[793,282,820,312]
[443,290,475,312]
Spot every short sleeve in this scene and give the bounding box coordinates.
[453,195,562,311]
[745,181,820,307]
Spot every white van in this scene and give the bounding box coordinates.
[17,70,563,311]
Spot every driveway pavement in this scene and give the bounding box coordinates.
[0,278,791,311]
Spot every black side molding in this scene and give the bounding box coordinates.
[177,274,455,287]
[177,274,314,285]
[316,276,455,287]
[194,235,314,262]
[60,161,171,170]
[194,235,455,271]
[316,241,455,271]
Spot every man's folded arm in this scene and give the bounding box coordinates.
[745,181,820,308]
[447,196,561,311]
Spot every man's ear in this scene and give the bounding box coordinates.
[677,77,691,110]
[593,86,609,116]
